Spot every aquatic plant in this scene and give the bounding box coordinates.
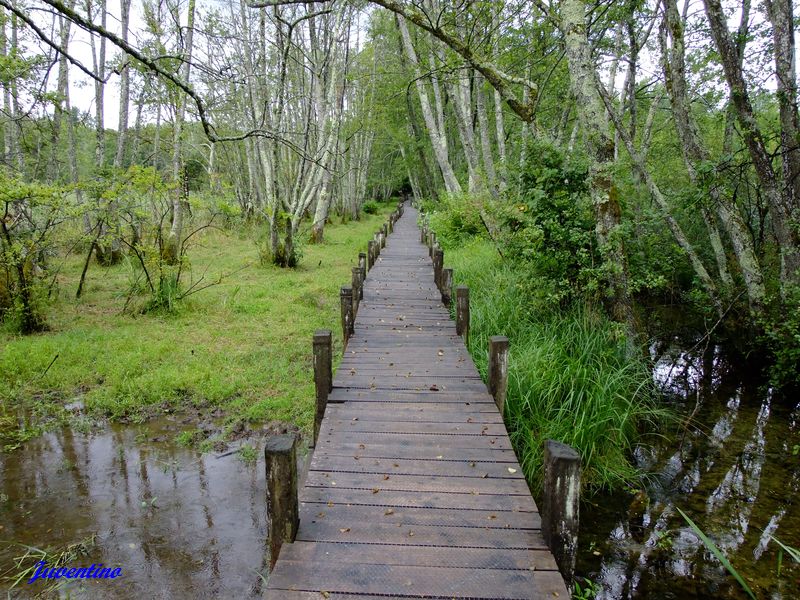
[676,507,756,600]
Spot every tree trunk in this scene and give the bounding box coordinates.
[397,16,461,194]
[703,0,800,290]
[561,0,637,333]
[164,0,196,265]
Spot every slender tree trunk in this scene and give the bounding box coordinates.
[703,0,800,290]
[661,0,765,311]
[397,16,461,194]
[164,0,196,265]
[114,0,131,169]
[561,0,637,333]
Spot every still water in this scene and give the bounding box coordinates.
[0,417,270,599]
[577,340,800,599]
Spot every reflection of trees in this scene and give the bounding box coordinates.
[595,346,800,598]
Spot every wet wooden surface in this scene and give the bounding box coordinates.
[265,204,568,599]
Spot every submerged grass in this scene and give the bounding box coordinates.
[444,239,667,492]
[0,206,395,445]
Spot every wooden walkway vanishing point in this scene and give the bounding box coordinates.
[265,203,570,599]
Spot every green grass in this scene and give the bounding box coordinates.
[444,238,667,492]
[0,206,394,446]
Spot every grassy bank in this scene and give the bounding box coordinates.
[1,207,393,450]
[442,238,665,492]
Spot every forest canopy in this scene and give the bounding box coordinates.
[1,0,799,381]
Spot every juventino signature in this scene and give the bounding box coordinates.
[27,561,122,584]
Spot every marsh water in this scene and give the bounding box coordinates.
[1,340,798,599]
[576,338,800,599]
[0,417,274,599]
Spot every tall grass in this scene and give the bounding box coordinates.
[447,239,666,492]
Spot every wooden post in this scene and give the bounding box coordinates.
[340,286,354,347]
[265,433,299,570]
[433,247,444,291]
[351,266,361,315]
[455,285,469,342]
[312,330,332,446]
[488,336,509,414]
[441,268,453,307]
[421,225,427,244]
[367,241,376,270]
[427,232,434,257]
[382,223,388,241]
[380,227,387,249]
[358,253,366,300]
[542,440,581,589]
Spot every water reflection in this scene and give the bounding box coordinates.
[580,343,800,599]
[0,417,268,599]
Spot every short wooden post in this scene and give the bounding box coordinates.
[420,225,427,244]
[455,285,469,342]
[374,232,382,255]
[312,330,332,446]
[358,253,366,300]
[340,286,354,347]
[441,268,453,307]
[488,336,509,414]
[351,266,361,315]
[380,226,387,248]
[433,247,444,291]
[388,216,393,233]
[367,241,376,270]
[265,433,299,570]
[542,440,581,589]
[427,232,435,257]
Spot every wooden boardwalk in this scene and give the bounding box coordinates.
[265,204,568,599]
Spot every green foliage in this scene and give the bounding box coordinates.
[496,140,598,307]
[361,200,380,215]
[445,240,666,492]
[0,170,73,333]
[760,287,800,387]
[424,193,486,249]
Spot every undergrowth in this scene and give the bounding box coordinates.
[444,239,667,493]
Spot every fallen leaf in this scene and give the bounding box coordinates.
[383,475,390,480]
[384,508,395,515]
[320,592,331,598]
[429,385,439,391]
[339,528,350,533]
[507,467,517,474]
[372,488,380,494]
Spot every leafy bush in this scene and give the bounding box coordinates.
[362,200,379,215]
[423,192,486,249]
[495,140,598,306]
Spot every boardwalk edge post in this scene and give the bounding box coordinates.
[441,268,453,307]
[312,330,332,446]
[433,247,444,291]
[542,440,581,590]
[351,266,362,315]
[358,253,367,299]
[265,433,299,570]
[340,286,354,348]
[367,241,376,270]
[488,336,509,414]
[455,285,470,342]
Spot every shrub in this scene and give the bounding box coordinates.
[423,192,486,249]
[362,200,379,215]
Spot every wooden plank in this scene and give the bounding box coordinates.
[298,502,540,530]
[322,420,509,436]
[275,541,558,571]
[309,455,523,478]
[316,431,514,451]
[300,486,538,512]
[310,443,519,462]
